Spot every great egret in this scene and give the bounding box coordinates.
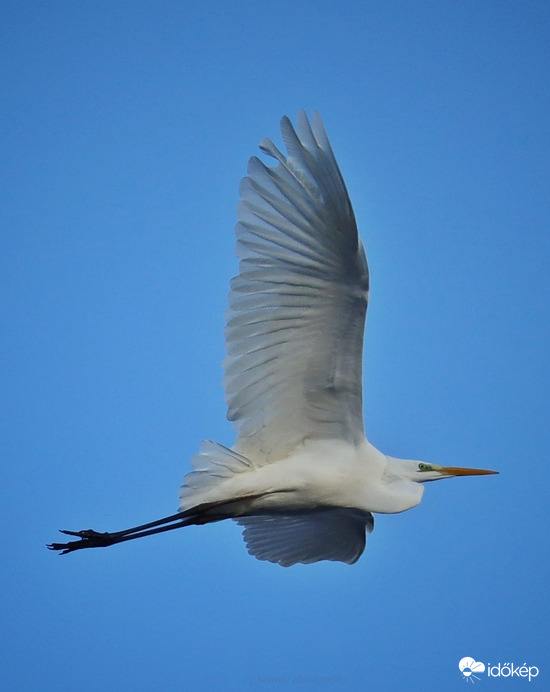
[48,112,497,566]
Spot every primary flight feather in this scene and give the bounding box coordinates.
[48,112,496,566]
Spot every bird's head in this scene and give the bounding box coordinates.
[412,461,498,482]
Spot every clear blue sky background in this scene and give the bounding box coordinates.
[2,2,549,690]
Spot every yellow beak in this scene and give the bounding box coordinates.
[438,466,498,477]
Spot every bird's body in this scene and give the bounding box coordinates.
[180,439,423,517]
[48,112,496,566]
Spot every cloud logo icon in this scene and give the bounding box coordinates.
[459,658,486,683]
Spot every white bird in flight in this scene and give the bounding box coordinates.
[49,112,497,566]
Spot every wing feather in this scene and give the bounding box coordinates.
[235,509,374,567]
[224,112,369,461]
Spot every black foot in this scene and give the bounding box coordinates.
[47,529,117,554]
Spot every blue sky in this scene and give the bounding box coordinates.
[2,1,549,690]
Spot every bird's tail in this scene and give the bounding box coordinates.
[179,440,256,512]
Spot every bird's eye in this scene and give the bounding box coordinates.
[418,463,429,472]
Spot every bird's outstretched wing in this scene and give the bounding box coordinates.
[235,509,374,566]
[224,112,369,462]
